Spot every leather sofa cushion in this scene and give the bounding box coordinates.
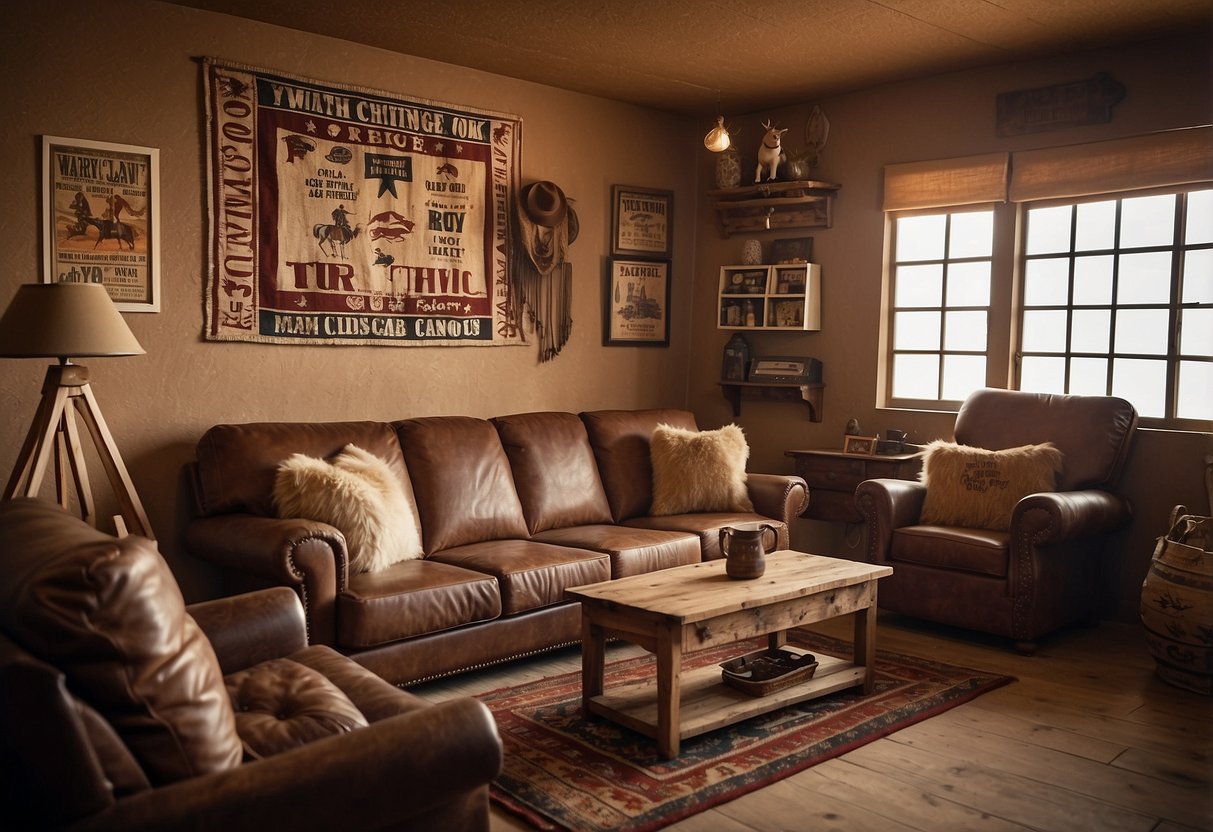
[429,540,610,615]
[532,525,701,579]
[338,560,501,648]
[225,657,368,759]
[891,524,1010,578]
[195,421,410,517]
[0,499,242,786]
[396,416,529,554]
[493,411,613,534]
[624,513,789,561]
[580,409,698,522]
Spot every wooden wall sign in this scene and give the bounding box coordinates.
[996,72,1125,137]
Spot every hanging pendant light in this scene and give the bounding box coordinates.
[704,115,731,152]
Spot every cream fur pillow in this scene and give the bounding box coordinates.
[919,440,1063,531]
[273,444,423,573]
[650,423,754,516]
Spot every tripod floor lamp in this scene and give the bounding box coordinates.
[0,281,153,539]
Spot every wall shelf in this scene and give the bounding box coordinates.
[708,180,840,237]
[718,381,824,422]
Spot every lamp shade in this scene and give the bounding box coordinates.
[0,282,144,359]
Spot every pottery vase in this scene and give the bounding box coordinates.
[715,150,741,189]
[741,239,762,265]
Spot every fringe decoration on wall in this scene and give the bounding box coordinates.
[511,184,577,362]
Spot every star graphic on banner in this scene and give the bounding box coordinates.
[434,141,444,153]
[455,144,464,155]
[305,120,317,133]
[464,303,471,314]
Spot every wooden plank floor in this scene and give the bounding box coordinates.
[410,613,1213,832]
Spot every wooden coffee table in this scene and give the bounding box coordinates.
[565,551,893,758]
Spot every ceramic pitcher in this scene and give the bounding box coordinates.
[719,523,777,579]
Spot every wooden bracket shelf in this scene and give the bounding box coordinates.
[719,381,823,421]
[708,180,840,237]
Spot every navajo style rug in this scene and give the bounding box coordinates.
[481,630,1013,832]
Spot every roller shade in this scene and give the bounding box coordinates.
[1009,126,1213,202]
[882,152,1008,212]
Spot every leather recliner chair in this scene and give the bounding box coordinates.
[0,497,502,831]
[856,388,1138,654]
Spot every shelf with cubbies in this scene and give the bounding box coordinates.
[717,264,821,331]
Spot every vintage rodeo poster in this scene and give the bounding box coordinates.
[43,136,160,311]
[203,59,523,346]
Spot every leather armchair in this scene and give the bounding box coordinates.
[856,389,1138,653]
[0,498,502,831]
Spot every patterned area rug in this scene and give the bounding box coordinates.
[482,629,1013,831]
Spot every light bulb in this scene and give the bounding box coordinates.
[704,116,731,152]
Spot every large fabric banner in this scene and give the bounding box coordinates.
[203,59,523,346]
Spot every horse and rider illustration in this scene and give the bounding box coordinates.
[64,192,143,250]
[312,204,363,258]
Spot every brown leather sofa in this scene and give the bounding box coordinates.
[185,409,809,686]
[855,388,1138,653]
[0,497,502,831]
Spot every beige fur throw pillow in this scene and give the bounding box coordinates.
[273,444,423,573]
[650,423,754,516]
[919,440,1063,531]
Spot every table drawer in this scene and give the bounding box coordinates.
[796,456,868,491]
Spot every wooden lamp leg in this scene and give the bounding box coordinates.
[4,363,153,539]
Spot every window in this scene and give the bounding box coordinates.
[1019,188,1212,423]
[888,210,994,402]
[880,128,1213,429]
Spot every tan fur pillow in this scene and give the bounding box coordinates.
[650,423,754,516]
[273,444,423,573]
[919,440,1063,531]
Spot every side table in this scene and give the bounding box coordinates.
[786,448,921,523]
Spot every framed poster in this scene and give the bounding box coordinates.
[610,185,672,258]
[42,136,160,312]
[604,258,670,346]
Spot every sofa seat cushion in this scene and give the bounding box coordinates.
[225,657,368,760]
[624,514,789,561]
[532,525,702,579]
[337,560,501,649]
[891,525,1010,578]
[428,540,610,615]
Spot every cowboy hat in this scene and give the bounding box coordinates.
[521,181,568,227]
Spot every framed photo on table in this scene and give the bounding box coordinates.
[843,435,878,456]
[611,185,673,258]
[42,135,160,312]
[603,258,670,346]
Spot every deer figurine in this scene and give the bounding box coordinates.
[755,120,788,183]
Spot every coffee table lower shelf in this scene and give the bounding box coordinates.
[585,646,864,743]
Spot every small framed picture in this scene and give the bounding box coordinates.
[843,435,878,455]
[42,135,160,312]
[604,258,670,346]
[611,185,673,258]
[769,236,813,264]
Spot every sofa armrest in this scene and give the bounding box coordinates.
[1012,489,1133,546]
[855,478,927,564]
[76,697,503,832]
[187,588,308,675]
[747,473,809,524]
[184,514,348,647]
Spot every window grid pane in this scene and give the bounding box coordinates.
[1019,190,1211,422]
[889,210,994,402]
